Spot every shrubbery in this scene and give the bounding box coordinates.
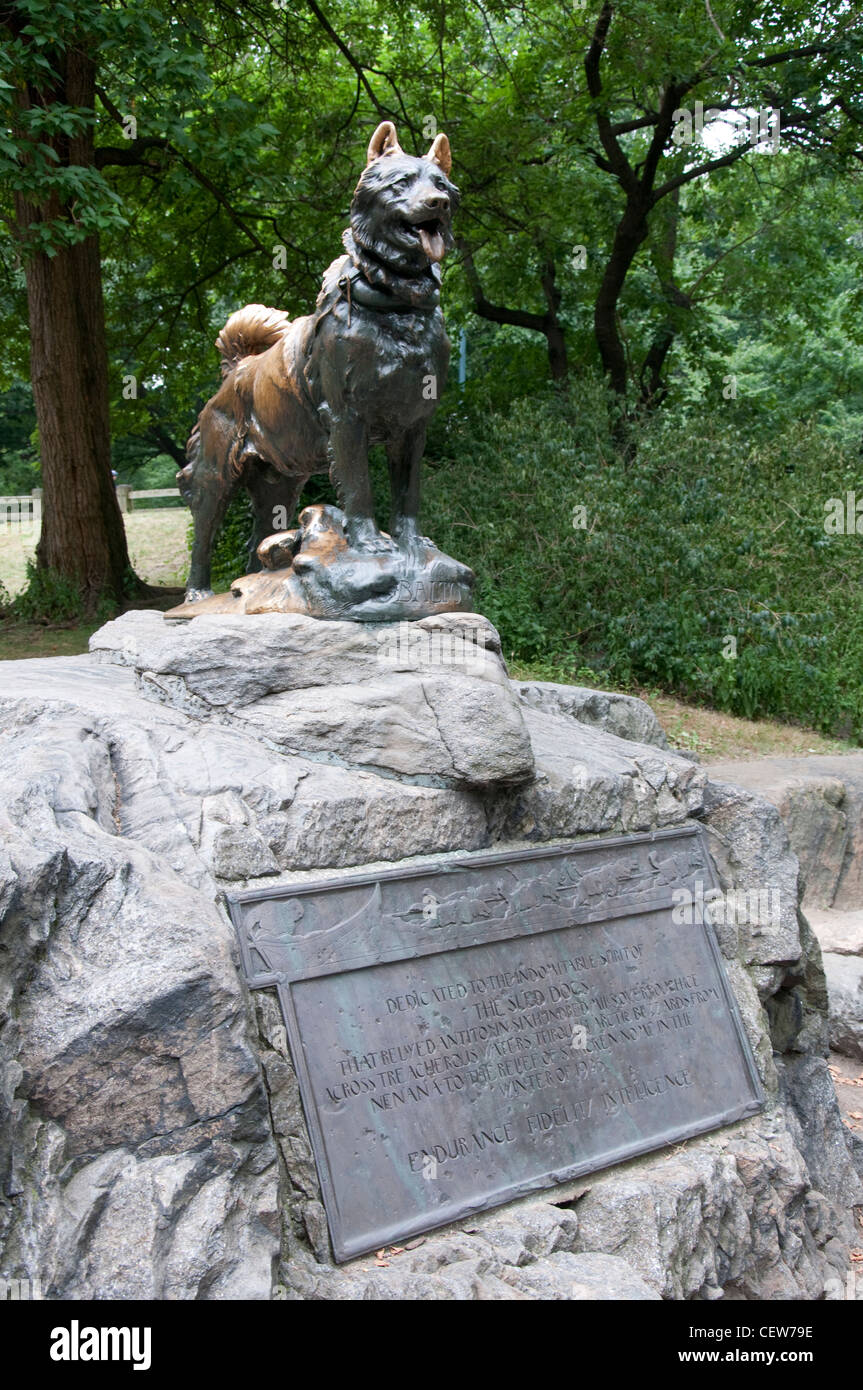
[207,376,863,741]
[0,561,118,625]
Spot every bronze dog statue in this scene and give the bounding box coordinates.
[179,121,460,604]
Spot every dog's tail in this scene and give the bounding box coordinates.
[215,304,291,377]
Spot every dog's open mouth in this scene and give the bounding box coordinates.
[404,217,447,263]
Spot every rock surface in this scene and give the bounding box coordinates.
[91,609,535,789]
[823,954,863,1060]
[0,614,860,1301]
[708,756,863,1080]
[515,679,668,750]
[806,907,863,958]
[708,755,863,913]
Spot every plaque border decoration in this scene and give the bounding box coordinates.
[228,826,765,1262]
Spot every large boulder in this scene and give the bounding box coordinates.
[91,610,535,789]
[708,756,863,1083]
[513,680,668,749]
[806,908,863,958]
[0,613,859,1300]
[708,755,863,913]
[822,954,863,1060]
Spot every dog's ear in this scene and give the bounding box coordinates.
[427,132,452,177]
[367,121,402,164]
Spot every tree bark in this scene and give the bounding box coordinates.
[639,188,687,409]
[12,38,139,613]
[593,201,650,395]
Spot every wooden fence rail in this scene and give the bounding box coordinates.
[0,487,183,519]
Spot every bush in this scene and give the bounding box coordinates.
[423,380,863,740]
[201,375,863,741]
[1,561,124,625]
[6,562,86,622]
[208,492,255,592]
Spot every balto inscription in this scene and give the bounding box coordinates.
[229,828,764,1262]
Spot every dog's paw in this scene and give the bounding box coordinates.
[346,520,396,555]
[362,536,398,555]
[393,522,434,554]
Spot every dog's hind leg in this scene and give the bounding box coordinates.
[245,464,303,572]
[387,424,431,551]
[181,408,242,600]
[186,482,237,601]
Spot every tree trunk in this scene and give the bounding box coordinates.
[540,260,568,381]
[639,187,685,410]
[593,201,650,395]
[12,40,139,613]
[23,232,132,609]
[546,322,568,381]
[639,323,675,408]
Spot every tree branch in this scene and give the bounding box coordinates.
[459,243,548,333]
[305,0,388,118]
[638,80,688,192]
[584,2,639,194]
[97,85,268,254]
[652,139,753,200]
[610,113,659,135]
[94,138,168,169]
[744,43,843,69]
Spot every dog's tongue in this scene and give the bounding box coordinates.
[418,225,445,263]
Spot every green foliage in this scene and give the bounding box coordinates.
[110,442,178,490]
[420,383,863,741]
[1,558,130,624]
[208,492,254,592]
[0,381,39,493]
[185,366,863,743]
[1,0,862,739]
[3,560,86,622]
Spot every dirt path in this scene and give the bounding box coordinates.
[643,692,853,762]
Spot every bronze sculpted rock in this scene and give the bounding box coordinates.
[171,121,474,622]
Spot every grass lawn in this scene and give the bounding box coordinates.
[639,690,853,763]
[506,665,855,762]
[0,506,190,662]
[0,620,104,660]
[0,506,190,599]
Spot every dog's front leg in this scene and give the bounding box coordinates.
[387,424,432,552]
[328,411,393,553]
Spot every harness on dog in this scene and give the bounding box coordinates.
[337,263,436,323]
[341,229,442,315]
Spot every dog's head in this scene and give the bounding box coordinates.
[350,121,459,275]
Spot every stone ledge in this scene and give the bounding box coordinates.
[90,609,535,790]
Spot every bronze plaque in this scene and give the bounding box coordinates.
[229,827,764,1262]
